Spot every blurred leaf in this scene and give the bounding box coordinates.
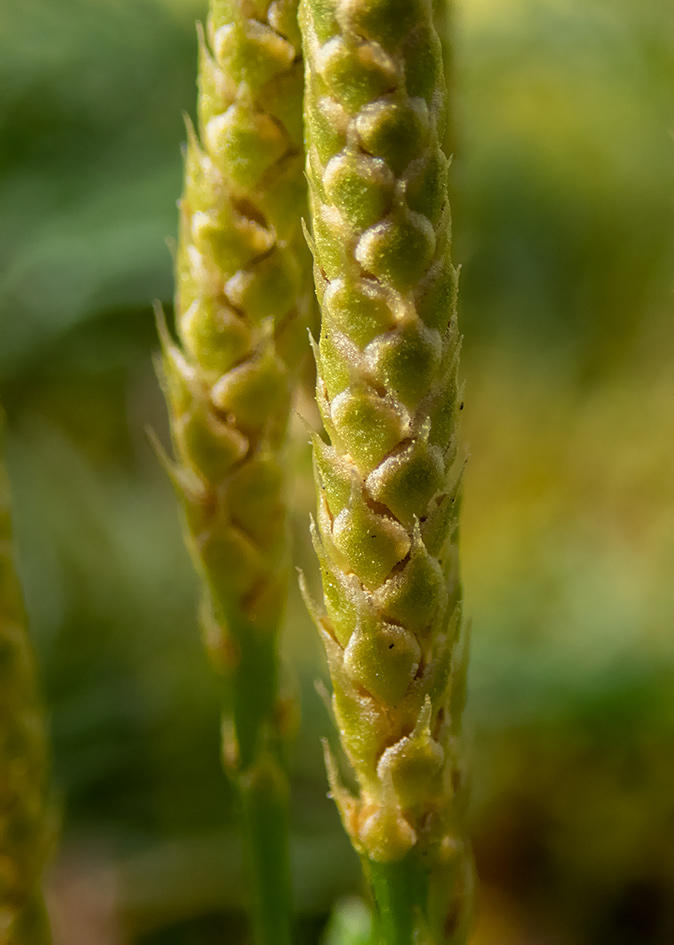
[322,897,373,945]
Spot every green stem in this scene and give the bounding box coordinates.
[224,621,291,945]
[228,625,278,771]
[366,856,430,945]
[366,852,471,945]
[239,755,291,945]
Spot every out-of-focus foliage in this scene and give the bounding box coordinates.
[322,898,373,945]
[457,0,674,381]
[0,0,672,943]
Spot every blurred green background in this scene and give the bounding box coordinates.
[1,0,673,941]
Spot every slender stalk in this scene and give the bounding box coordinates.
[158,2,312,941]
[0,426,51,945]
[366,857,429,945]
[299,0,473,940]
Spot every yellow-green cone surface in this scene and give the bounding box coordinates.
[159,4,313,941]
[301,0,470,894]
[0,449,50,944]
[162,0,312,644]
[161,0,311,718]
